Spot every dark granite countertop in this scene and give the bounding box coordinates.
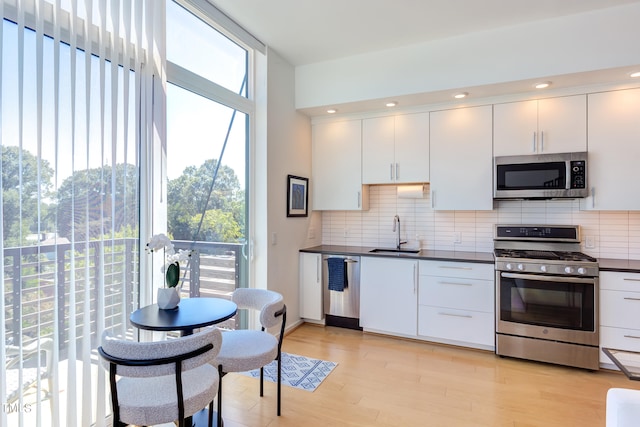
[300,246,640,272]
[599,258,640,273]
[300,245,495,264]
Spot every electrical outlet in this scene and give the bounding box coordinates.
[454,232,462,244]
[344,229,349,238]
[308,227,315,239]
[271,232,277,245]
[585,235,596,249]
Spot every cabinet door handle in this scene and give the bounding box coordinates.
[623,278,640,282]
[532,131,537,152]
[316,256,320,283]
[413,264,417,294]
[431,190,435,208]
[357,191,361,208]
[395,163,399,181]
[439,312,473,319]
[438,265,473,271]
[623,297,640,301]
[540,131,544,152]
[624,335,640,340]
[591,187,595,209]
[440,281,473,287]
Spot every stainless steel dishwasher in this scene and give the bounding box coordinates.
[323,255,361,330]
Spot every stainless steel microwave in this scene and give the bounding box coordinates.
[494,152,588,199]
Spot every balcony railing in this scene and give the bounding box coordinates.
[3,238,244,352]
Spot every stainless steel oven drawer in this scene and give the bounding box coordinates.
[497,334,599,370]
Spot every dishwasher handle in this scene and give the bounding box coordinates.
[324,256,358,264]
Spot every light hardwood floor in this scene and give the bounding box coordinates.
[218,324,640,427]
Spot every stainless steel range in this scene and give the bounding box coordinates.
[494,224,599,370]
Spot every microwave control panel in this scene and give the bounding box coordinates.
[570,160,586,189]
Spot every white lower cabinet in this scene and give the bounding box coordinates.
[299,253,323,322]
[418,260,495,350]
[599,271,640,368]
[360,257,418,337]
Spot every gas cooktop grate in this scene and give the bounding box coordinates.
[494,249,597,263]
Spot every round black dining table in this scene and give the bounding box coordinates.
[130,297,237,336]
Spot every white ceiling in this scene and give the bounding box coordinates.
[209,0,640,115]
[210,0,640,67]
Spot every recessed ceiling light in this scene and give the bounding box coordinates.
[630,71,640,78]
[385,101,397,107]
[534,81,551,89]
[453,92,468,99]
[327,108,337,114]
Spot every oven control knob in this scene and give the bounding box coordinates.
[505,263,513,270]
[540,265,547,272]
[564,266,574,274]
[517,264,524,271]
[578,267,586,275]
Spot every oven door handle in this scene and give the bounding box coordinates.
[500,272,596,284]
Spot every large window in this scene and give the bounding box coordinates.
[165,1,252,317]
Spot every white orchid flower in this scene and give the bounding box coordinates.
[145,233,174,253]
[146,233,192,289]
[167,249,192,264]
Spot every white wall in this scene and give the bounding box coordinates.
[296,3,640,109]
[321,185,640,260]
[260,48,321,326]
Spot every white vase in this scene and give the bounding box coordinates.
[157,287,180,310]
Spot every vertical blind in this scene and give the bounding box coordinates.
[0,1,162,426]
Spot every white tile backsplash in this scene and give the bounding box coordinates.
[320,185,640,260]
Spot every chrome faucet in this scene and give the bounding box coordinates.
[393,215,407,250]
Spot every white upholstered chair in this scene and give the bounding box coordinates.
[607,388,640,427]
[214,288,287,426]
[98,327,222,427]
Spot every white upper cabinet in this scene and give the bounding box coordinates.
[362,113,429,184]
[362,116,394,183]
[312,120,369,211]
[581,88,640,211]
[429,105,494,210]
[494,95,587,156]
[395,113,430,183]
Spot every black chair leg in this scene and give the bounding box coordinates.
[260,366,264,397]
[277,356,282,416]
[208,400,214,427]
[217,366,224,427]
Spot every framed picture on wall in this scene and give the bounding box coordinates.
[287,175,309,217]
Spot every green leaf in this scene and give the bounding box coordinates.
[165,262,180,288]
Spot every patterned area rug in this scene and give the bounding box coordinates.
[240,352,337,392]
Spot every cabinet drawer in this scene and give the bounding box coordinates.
[600,271,640,292]
[600,289,640,329]
[419,260,494,280]
[418,306,494,347]
[419,277,494,312]
[600,326,640,365]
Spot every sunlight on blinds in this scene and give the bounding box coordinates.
[0,1,161,426]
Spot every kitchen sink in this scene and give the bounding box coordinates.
[369,248,420,254]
